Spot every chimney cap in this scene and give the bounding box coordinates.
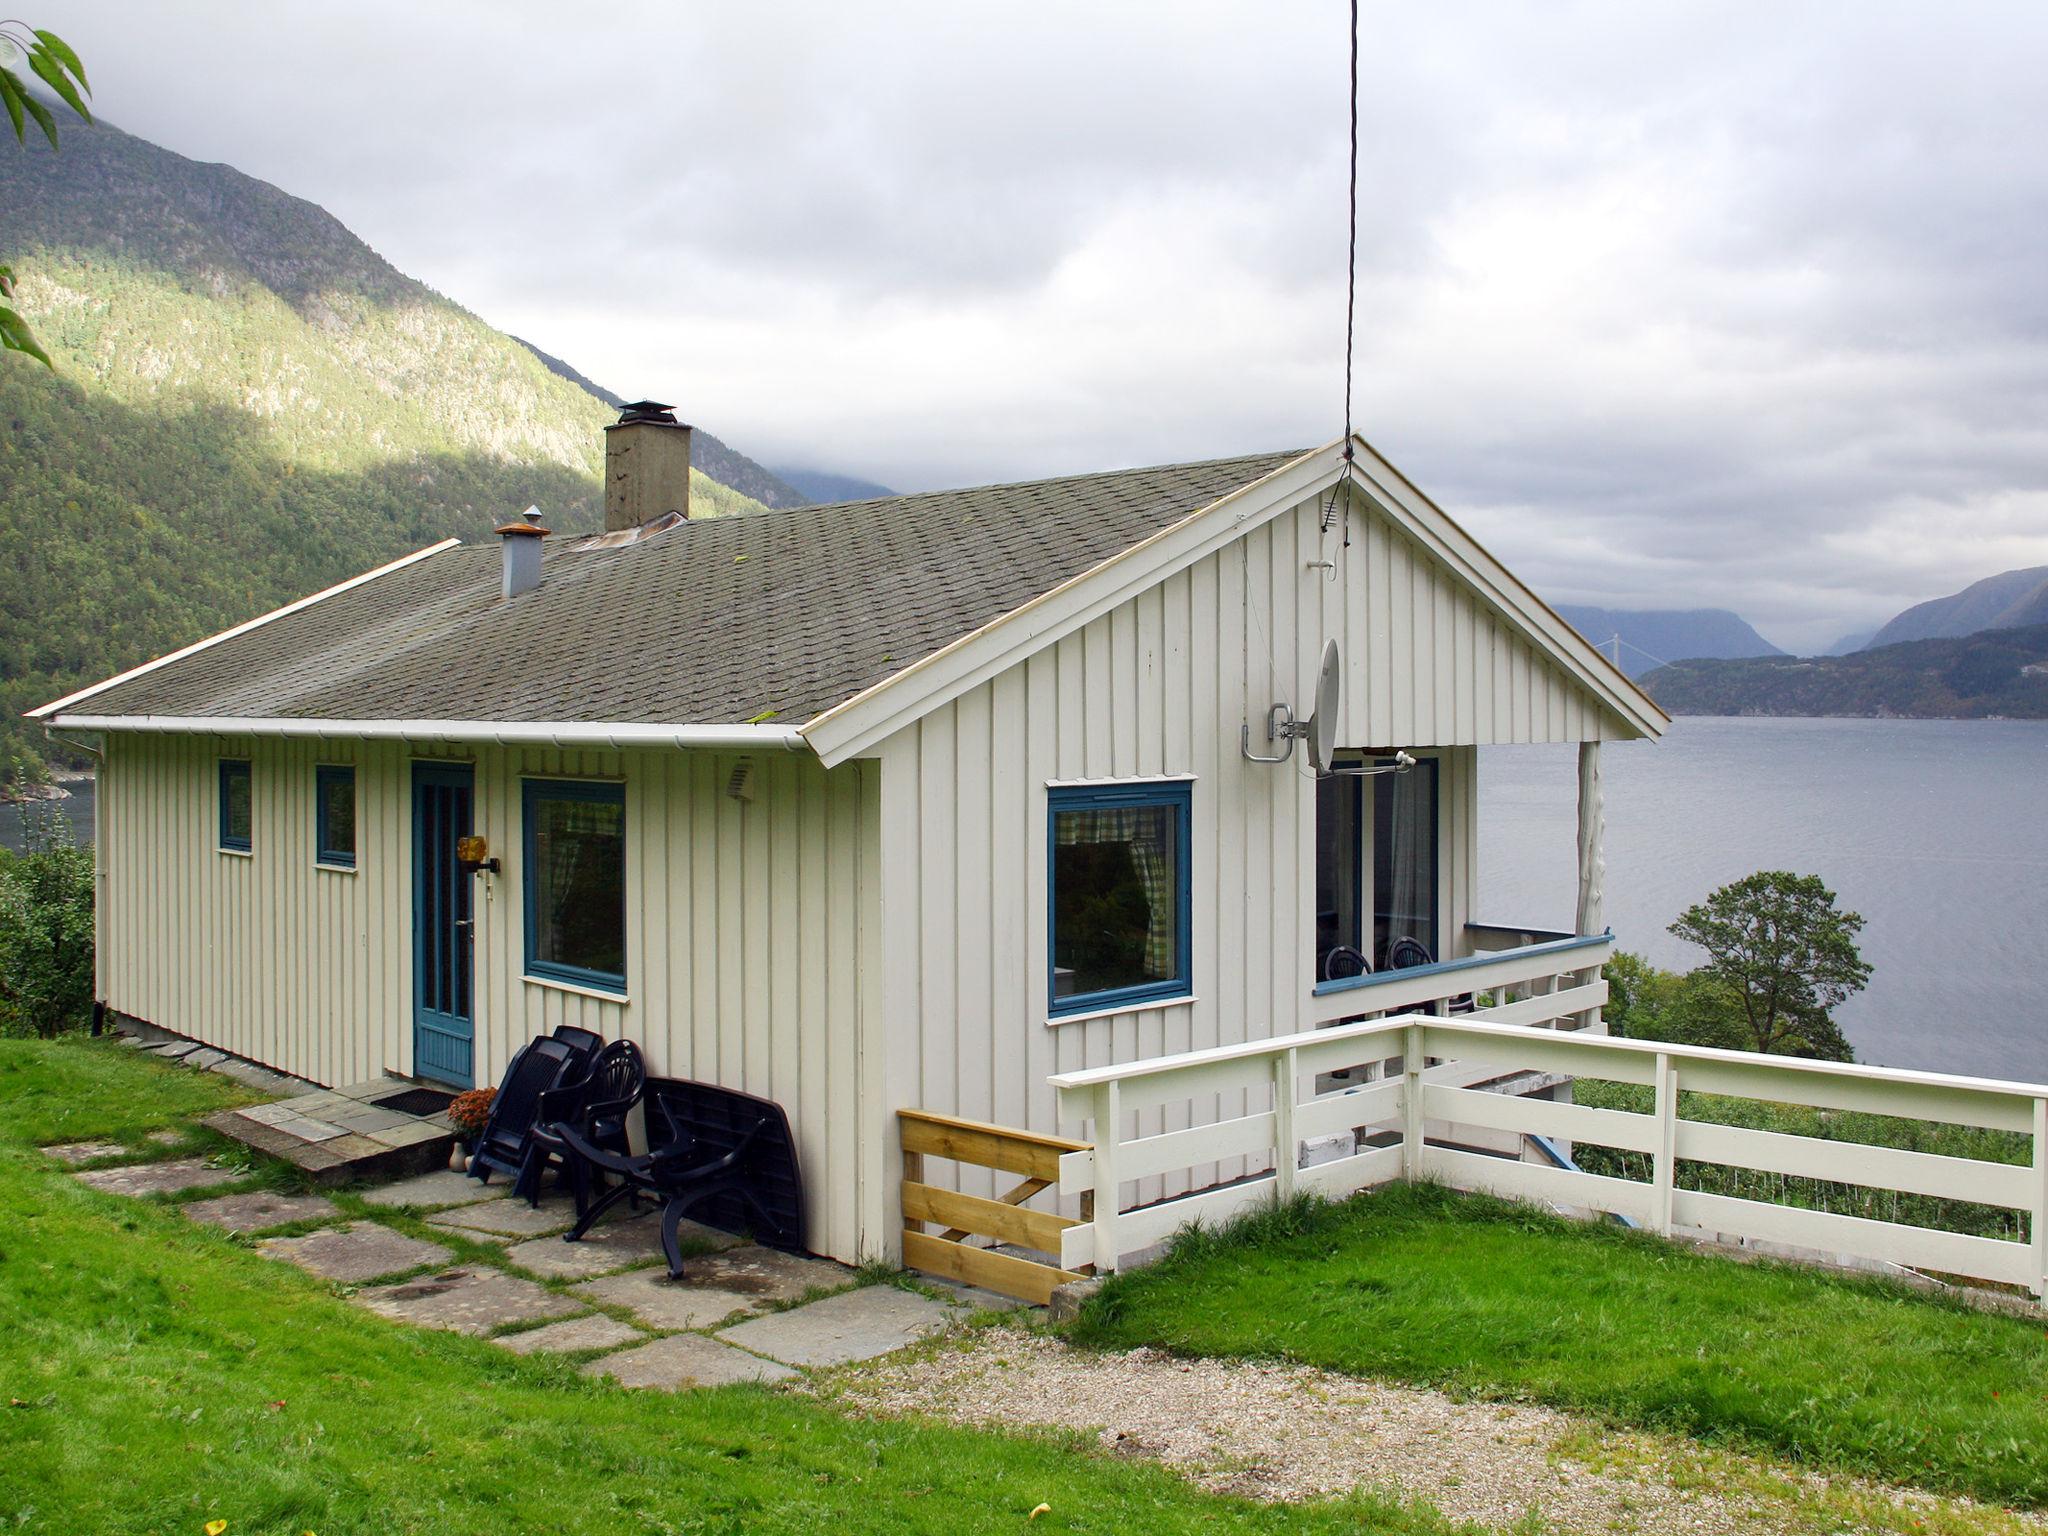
[495,505,552,537]
[615,399,686,427]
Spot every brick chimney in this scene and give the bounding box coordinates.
[604,400,692,532]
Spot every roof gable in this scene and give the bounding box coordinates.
[800,437,1665,764]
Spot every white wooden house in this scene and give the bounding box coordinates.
[33,405,1665,1267]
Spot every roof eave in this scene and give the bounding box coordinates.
[41,714,813,753]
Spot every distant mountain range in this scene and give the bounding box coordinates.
[0,110,868,779]
[1643,623,2048,719]
[1554,606,1785,679]
[1861,566,2048,650]
[773,468,898,504]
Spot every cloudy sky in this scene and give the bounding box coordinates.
[50,1,2048,650]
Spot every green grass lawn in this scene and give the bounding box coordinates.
[0,1039,1473,1536]
[1070,1183,2048,1509]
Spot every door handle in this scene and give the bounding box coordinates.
[453,919,474,932]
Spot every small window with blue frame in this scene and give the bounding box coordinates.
[523,778,627,992]
[1048,780,1191,1016]
[218,758,252,852]
[315,765,356,868]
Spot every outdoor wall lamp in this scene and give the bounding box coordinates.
[455,835,500,876]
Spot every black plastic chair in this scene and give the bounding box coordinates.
[555,1076,805,1278]
[467,1036,586,1187]
[1383,936,1476,1015]
[519,1039,645,1208]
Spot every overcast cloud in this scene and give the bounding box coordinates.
[45,0,2048,650]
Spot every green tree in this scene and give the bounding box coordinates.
[0,803,94,1036]
[1668,871,1870,1060]
[0,21,89,367]
[1601,949,1748,1051]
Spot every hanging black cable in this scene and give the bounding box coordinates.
[1343,0,1358,461]
[1323,0,1361,538]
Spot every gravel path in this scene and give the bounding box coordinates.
[823,1327,2047,1535]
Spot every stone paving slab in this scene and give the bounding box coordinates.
[271,1114,349,1143]
[920,1275,1031,1313]
[328,1105,411,1134]
[718,1284,958,1368]
[150,1041,201,1059]
[582,1332,798,1389]
[361,1169,503,1209]
[42,1139,125,1165]
[213,1059,304,1093]
[334,1078,407,1102]
[259,1221,451,1283]
[73,1157,236,1197]
[238,1102,301,1127]
[185,1048,227,1069]
[570,1246,848,1332]
[183,1189,340,1234]
[428,1199,575,1239]
[365,1120,448,1149]
[493,1313,646,1356]
[506,1212,663,1279]
[355,1267,583,1336]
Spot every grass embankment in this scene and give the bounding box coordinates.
[0,1039,1468,1536]
[1071,1183,2048,1509]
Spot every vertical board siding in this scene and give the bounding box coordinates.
[98,734,879,1264]
[877,492,1631,1224]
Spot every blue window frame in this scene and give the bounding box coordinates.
[315,765,357,868]
[522,778,627,993]
[218,758,252,852]
[1048,780,1192,1017]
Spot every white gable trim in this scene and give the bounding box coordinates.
[800,438,1663,766]
[26,538,463,721]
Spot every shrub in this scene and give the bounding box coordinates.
[0,804,95,1038]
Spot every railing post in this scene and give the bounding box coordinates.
[1401,1022,1424,1181]
[1652,1052,1677,1237]
[1271,1047,1299,1201]
[1091,1079,1122,1274]
[2032,1096,2047,1301]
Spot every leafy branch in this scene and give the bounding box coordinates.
[0,21,89,370]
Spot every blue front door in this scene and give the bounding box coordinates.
[412,763,475,1087]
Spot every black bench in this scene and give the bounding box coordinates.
[555,1075,805,1278]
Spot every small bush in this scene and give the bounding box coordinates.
[447,1086,496,1140]
[0,804,95,1038]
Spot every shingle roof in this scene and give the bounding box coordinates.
[67,449,1308,728]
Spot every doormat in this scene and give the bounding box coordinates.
[372,1087,457,1118]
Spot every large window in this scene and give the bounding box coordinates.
[523,778,626,992]
[1048,781,1191,1016]
[1315,773,1364,978]
[218,759,252,852]
[1373,755,1439,967]
[316,765,356,868]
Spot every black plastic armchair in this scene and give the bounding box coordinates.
[467,1036,587,1187]
[554,1076,805,1279]
[519,1039,644,1208]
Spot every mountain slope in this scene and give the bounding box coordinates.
[1641,623,2048,718]
[1553,605,1784,679]
[775,467,897,505]
[0,113,768,779]
[1863,567,2048,650]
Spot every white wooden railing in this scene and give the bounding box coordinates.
[1308,931,1611,1029]
[1050,1010,2048,1298]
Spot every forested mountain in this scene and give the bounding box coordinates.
[1641,623,2048,718]
[1553,605,1784,678]
[1861,566,2048,650]
[0,112,774,782]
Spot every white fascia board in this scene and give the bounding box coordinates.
[26,538,464,720]
[1340,442,1668,739]
[43,715,811,752]
[800,444,1341,766]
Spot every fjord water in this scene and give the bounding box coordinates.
[1480,717,2048,1081]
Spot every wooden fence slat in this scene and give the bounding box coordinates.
[902,1180,1075,1254]
[902,1230,1082,1307]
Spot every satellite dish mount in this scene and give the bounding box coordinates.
[1242,640,1343,773]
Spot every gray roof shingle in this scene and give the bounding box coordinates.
[66,449,1307,728]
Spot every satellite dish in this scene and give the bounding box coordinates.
[1307,639,1341,775]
